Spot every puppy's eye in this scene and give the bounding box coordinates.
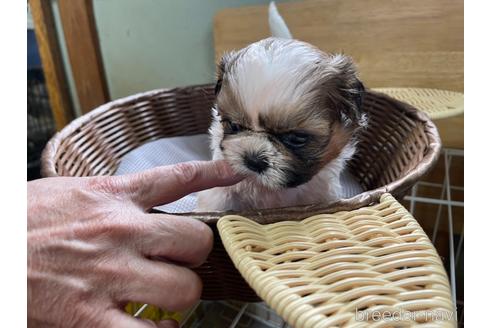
[280,132,309,148]
[222,119,243,134]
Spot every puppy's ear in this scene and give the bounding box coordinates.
[215,57,226,96]
[215,52,236,96]
[352,79,365,112]
[323,54,366,128]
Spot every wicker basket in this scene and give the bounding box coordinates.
[41,84,441,301]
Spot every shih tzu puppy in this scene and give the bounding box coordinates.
[196,37,366,211]
[197,4,365,211]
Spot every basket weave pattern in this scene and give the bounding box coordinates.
[372,88,464,120]
[218,194,455,327]
[43,85,214,177]
[41,84,441,300]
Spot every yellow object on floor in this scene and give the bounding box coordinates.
[125,303,181,322]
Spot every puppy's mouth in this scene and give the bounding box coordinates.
[219,134,316,189]
[220,153,273,189]
[222,151,311,190]
[242,153,270,174]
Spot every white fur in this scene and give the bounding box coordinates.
[227,40,331,128]
[268,2,292,39]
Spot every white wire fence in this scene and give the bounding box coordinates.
[405,148,464,326]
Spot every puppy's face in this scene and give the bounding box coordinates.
[210,38,365,189]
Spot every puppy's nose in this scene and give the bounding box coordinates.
[243,153,269,173]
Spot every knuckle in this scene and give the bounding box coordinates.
[68,186,101,207]
[94,261,120,282]
[146,216,213,267]
[85,219,135,241]
[92,257,130,292]
[181,219,214,266]
[106,220,135,240]
[174,271,202,309]
[196,223,214,261]
[77,305,106,328]
[172,162,200,185]
[88,176,124,195]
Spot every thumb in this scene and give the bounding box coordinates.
[121,160,243,210]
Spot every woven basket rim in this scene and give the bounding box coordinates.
[41,84,213,179]
[41,86,441,223]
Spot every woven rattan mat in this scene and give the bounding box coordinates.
[218,193,455,327]
[373,88,463,120]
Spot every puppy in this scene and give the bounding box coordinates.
[196,36,366,212]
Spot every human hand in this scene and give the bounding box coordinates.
[28,160,242,327]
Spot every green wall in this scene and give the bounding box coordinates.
[93,0,289,99]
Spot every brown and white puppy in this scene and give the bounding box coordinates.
[197,37,365,211]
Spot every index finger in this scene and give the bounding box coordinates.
[123,160,243,210]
